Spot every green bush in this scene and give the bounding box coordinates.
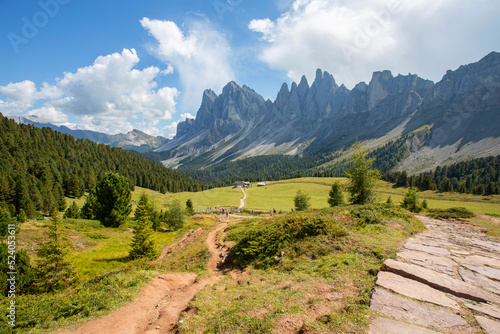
[427,207,474,219]
[401,187,422,212]
[229,215,346,268]
[350,207,383,226]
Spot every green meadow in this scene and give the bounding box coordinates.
[143,177,500,216]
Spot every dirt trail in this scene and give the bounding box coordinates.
[238,188,247,209]
[152,228,204,263]
[57,220,232,334]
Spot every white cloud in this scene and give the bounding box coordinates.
[0,48,179,135]
[163,120,179,139]
[250,0,500,88]
[0,80,62,105]
[54,49,178,122]
[180,113,195,121]
[141,18,235,113]
[28,106,70,125]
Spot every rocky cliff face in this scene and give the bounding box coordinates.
[158,52,500,170]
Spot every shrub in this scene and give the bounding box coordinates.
[401,187,422,212]
[350,207,383,227]
[229,215,346,267]
[427,207,474,219]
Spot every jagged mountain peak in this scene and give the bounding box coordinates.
[158,52,500,172]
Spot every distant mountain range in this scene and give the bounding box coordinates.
[8,115,170,153]
[156,52,500,174]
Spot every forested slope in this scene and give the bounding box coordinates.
[0,113,204,218]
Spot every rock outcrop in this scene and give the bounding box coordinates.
[157,52,500,169]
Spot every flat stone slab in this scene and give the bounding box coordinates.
[369,317,440,334]
[383,259,500,304]
[454,255,500,270]
[467,302,500,320]
[463,264,500,282]
[459,267,500,295]
[376,271,460,310]
[404,242,451,256]
[475,315,500,334]
[397,250,458,277]
[370,288,467,329]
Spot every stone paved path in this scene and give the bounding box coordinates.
[369,215,500,334]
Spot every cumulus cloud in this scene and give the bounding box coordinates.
[141,18,235,113]
[53,49,178,122]
[0,48,179,135]
[0,80,62,105]
[28,105,70,125]
[250,0,500,88]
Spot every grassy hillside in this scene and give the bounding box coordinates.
[2,179,499,333]
[178,205,425,333]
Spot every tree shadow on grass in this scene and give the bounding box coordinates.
[93,256,131,263]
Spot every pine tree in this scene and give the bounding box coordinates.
[80,189,97,220]
[327,181,345,207]
[129,201,159,260]
[64,201,80,219]
[92,172,132,227]
[294,189,311,211]
[0,206,17,237]
[345,142,381,204]
[439,177,453,192]
[386,196,393,205]
[163,200,185,230]
[53,182,67,212]
[401,187,422,212]
[186,199,195,216]
[34,210,77,293]
[0,243,34,295]
[134,193,160,231]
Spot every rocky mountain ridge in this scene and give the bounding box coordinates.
[8,115,170,153]
[158,52,500,173]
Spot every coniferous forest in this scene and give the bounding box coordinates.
[0,113,205,220]
[384,156,500,195]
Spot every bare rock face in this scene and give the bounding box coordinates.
[157,52,500,168]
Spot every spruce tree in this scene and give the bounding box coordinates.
[345,142,381,204]
[134,193,160,231]
[64,201,80,219]
[328,181,345,207]
[93,172,132,227]
[163,200,185,230]
[129,200,159,260]
[294,189,311,211]
[401,187,422,212]
[34,210,77,293]
[186,199,195,216]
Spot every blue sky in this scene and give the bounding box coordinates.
[0,0,499,137]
